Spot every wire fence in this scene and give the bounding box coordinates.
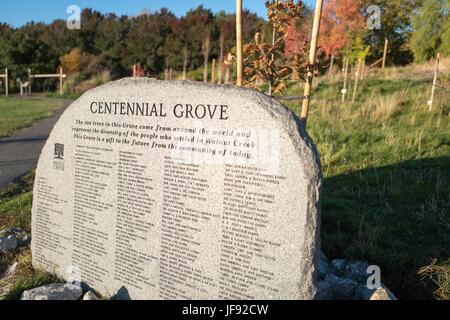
[274,95,308,101]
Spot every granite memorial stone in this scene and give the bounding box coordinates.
[31,78,322,300]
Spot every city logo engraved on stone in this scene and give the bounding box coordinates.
[54,143,64,160]
[53,143,65,171]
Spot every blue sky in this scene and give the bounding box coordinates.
[0,0,315,27]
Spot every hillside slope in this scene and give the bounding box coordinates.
[284,61,450,299]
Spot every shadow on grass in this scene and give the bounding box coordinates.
[321,156,450,300]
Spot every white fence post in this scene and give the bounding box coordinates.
[428,53,440,111]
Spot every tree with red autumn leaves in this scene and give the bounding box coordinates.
[318,0,365,65]
[284,7,313,56]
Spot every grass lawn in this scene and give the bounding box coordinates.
[0,172,58,300]
[0,97,65,299]
[0,97,64,138]
[0,64,449,300]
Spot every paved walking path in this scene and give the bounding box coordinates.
[0,99,72,189]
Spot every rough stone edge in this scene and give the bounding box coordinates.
[31,78,323,300]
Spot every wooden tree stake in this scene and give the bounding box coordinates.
[429,53,440,111]
[211,59,216,83]
[28,68,32,95]
[182,47,188,81]
[301,0,324,124]
[342,57,349,103]
[382,38,388,69]
[236,0,243,86]
[60,67,64,95]
[4,68,8,97]
[361,57,366,80]
[352,59,362,102]
[165,68,169,80]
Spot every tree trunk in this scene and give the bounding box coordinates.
[218,32,225,84]
[225,65,230,85]
[203,60,209,83]
[314,59,319,89]
[211,59,216,83]
[352,59,362,102]
[202,27,211,83]
[360,57,366,80]
[164,57,169,80]
[342,56,349,103]
[328,54,334,77]
[183,46,188,81]
[269,27,276,96]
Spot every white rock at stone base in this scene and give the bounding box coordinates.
[111,286,131,300]
[344,260,370,283]
[317,250,330,280]
[21,283,83,300]
[315,280,334,300]
[0,235,18,253]
[3,262,18,278]
[325,274,358,300]
[354,284,397,300]
[18,234,31,247]
[83,291,100,300]
[330,259,346,275]
[370,286,397,300]
[354,284,374,300]
[316,251,398,300]
[0,227,31,248]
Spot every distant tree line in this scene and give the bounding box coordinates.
[0,1,449,93]
[0,6,266,92]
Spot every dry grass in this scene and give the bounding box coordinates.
[369,89,408,121]
[0,249,59,300]
[419,259,450,300]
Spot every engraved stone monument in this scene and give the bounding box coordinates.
[31,79,322,299]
